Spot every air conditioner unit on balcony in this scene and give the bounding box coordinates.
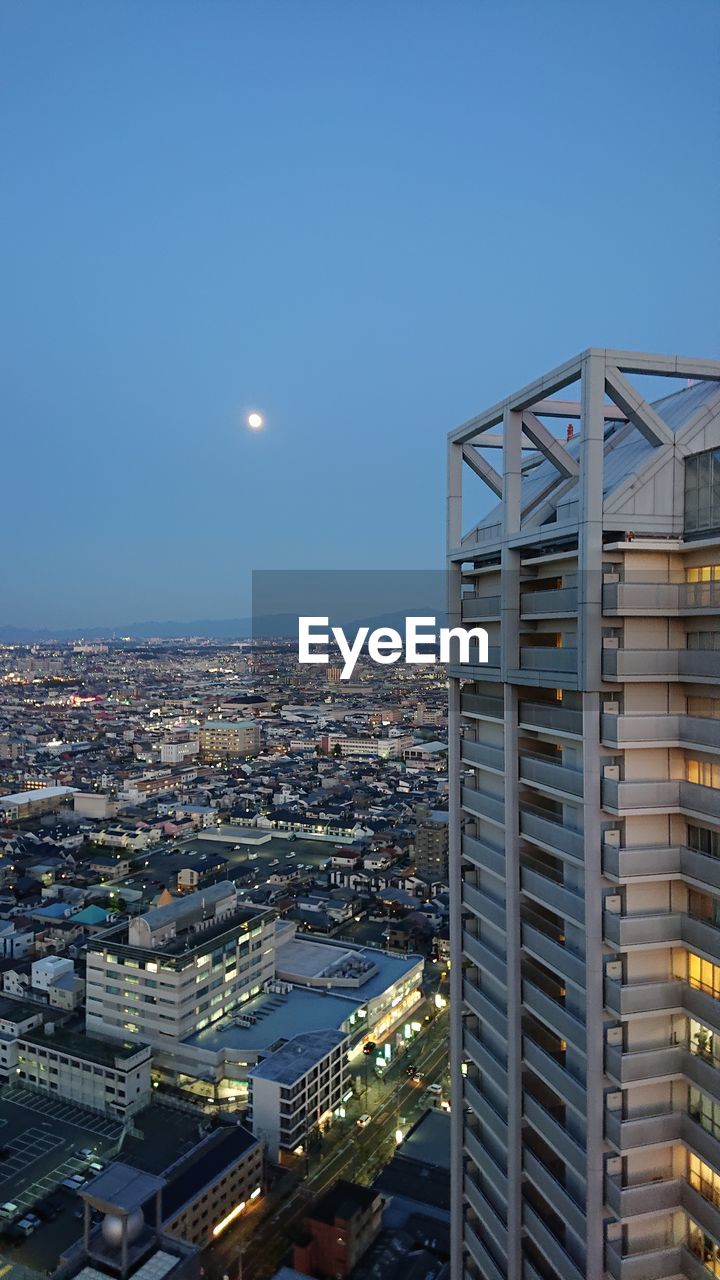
[606,1026,623,1046]
[604,829,621,847]
[605,960,622,980]
[605,894,622,914]
[603,573,620,584]
[602,637,619,649]
[603,765,620,781]
[603,702,620,715]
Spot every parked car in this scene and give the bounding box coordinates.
[16,1218,37,1237]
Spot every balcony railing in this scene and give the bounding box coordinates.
[462,738,505,772]
[601,712,720,752]
[520,806,584,861]
[602,647,720,682]
[519,752,584,798]
[520,586,578,617]
[518,700,583,737]
[602,777,720,822]
[462,785,505,826]
[461,692,503,721]
[603,579,720,615]
[462,594,501,620]
[519,646,578,673]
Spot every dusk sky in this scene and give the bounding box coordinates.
[2,1,718,629]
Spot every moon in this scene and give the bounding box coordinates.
[247,412,264,430]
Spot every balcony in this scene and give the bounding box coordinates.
[461,738,505,772]
[464,1028,507,1090]
[462,594,501,621]
[601,777,680,815]
[605,1041,683,1085]
[523,977,587,1053]
[523,1149,586,1240]
[604,1170,682,1218]
[518,700,583,738]
[463,974,507,1031]
[605,1238,683,1280]
[522,1035,586,1115]
[602,841,720,892]
[464,1172,508,1259]
[463,929,506,985]
[519,752,584,798]
[460,691,503,721]
[465,1222,504,1280]
[603,975,684,1016]
[463,882,506,930]
[462,833,505,878]
[520,806,584,861]
[605,1105,682,1150]
[463,1078,507,1146]
[602,842,681,880]
[601,713,720,753]
[603,909,683,948]
[603,579,720,616]
[520,586,578,618]
[523,1093,586,1176]
[462,785,505,826]
[522,1202,585,1280]
[514,647,578,688]
[602,647,720,683]
[521,864,585,925]
[521,921,585,990]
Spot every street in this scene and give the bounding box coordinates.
[203,1008,450,1280]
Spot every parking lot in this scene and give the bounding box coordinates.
[0,1089,123,1272]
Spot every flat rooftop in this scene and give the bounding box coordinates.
[248,1029,347,1084]
[186,986,360,1056]
[21,1027,149,1066]
[276,935,423,1000]
[162,1123,259,1220]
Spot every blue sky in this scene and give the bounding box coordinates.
[1,0,718,628]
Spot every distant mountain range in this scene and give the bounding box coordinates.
[0,609,448,644]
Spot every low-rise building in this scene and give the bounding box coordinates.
[248,1028,349,1162]
[293,1181,383,1278]
[162,1123,263,1246]
[16,1026,152,1116]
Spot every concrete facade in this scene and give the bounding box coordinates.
[447,350,720,1280]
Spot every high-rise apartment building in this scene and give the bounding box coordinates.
[447,350,720,1280]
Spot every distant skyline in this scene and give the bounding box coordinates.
[1,0,719,627]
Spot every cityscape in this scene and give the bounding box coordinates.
[2,4,719,1280]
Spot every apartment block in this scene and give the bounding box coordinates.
[85,881,275,1048]
[248,1028,349,1161]
[200,719,260,760]
[447,350,720,1280]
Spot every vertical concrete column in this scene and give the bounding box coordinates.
[502,406,523,1279]
[447,438,465,1280]
[578,351,607,1279]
